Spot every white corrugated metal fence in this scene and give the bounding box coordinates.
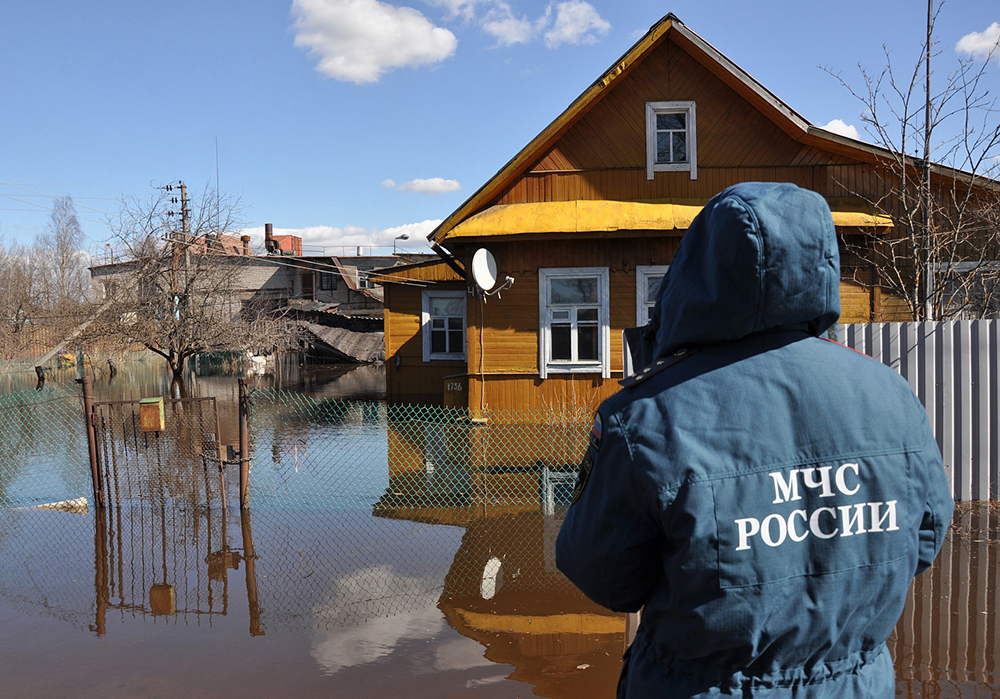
[837,321,999,501]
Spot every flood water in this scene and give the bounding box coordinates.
[0,357,997,698]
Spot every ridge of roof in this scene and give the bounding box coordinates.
[427,13,999,247]
[427,14,832,245]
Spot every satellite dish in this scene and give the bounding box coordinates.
[471,248,498,291]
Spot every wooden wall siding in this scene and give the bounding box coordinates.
[464,237,682,375]
[839,281,871,324]
[374,259,462,284]
[384,284,467,405]
[468,374,620,417]
[496,167,825,205]
[531,38,848,178]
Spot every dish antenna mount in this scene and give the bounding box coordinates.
[471,248,513,298]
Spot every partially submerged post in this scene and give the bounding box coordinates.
[240,508,264,636]
[238,378,251,509]
[77,375,105,508]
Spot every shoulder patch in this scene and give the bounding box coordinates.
[571,452,594,503]
[619,348,698,389]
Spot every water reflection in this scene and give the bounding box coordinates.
[891,503,1000,697]
[1,358,998,697]
[1,497,999,697]
[91,503,261,635]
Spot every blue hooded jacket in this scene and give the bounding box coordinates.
[556,182,953,698]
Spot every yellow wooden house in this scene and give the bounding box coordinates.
[372,13,935,412]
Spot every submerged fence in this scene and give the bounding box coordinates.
[0,381,89,508]
[838,321,999,501]
[1,377,999,690]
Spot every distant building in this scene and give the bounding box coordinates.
[90,226,432,363]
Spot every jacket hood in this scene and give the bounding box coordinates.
[652,182,840,358]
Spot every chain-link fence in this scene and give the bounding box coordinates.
[0,382,90,508]
[242,389,596,632]
[246,390,589,514]
[3,381,999,696]
[0,382,612,639]
[92,396,229,508]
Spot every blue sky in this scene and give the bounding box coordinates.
[1,0,997,256]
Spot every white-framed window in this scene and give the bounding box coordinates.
[538,267,610,379]
[636,265,669,326]
[646,101,697,180]
[422,290,466,362]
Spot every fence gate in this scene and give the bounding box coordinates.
[90,397,230,509]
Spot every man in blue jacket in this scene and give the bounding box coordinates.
[556,182,954,698]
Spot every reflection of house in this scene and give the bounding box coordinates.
[398,507,624,697]
[373,13,992,410]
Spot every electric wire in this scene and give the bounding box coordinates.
[0,192,112,228]
[0,180,120,217]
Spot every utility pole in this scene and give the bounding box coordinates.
[166,181,190,323]
[180,181,191,269]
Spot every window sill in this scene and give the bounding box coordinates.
[542,363,606,375]
[426,355,466,362]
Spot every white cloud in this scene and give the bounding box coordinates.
[956,22,1000,64]
[381,179,397,189]
[424,0,605,50]
[395,177,461,194]
[425,0,489,21]
[822,119,860,140]
[292,0,458,84]
[543,1,610,49]
[311,566,445,674]
[240,219,440,252]
[481,2,541,46]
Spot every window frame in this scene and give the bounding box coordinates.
[646,101,697,181]
[538,267,610,379]
[319,271,336,291]
[636,265,670,326]
[421,289,467,362]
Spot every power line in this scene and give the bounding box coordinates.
[0,182,157,190]
[0,192,112,228]
[0,180,120,217]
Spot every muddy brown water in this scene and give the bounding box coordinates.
[0,360,997,697]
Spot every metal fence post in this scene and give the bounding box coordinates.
[77,375,105,508]
[238,378,251,509]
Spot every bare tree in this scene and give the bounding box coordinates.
[88,184,295,380]
[829,5,1000,320]
[0,236,43,361]
[36,196,89,312]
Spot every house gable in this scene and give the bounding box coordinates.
[430,14,886,245]
[531,38,846,177]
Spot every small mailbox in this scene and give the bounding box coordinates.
[139,397,165,432]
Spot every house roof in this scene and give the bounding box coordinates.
[427,13,991,247]
[444,199,893,241]
[368,257,464,285]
